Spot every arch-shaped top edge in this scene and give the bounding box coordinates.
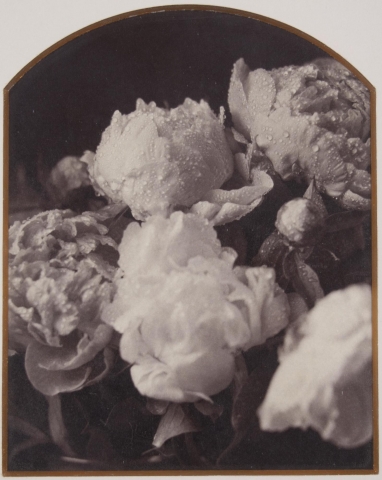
[4,4,376,94]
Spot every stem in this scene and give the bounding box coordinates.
[184,433,209,467]
[46,394,76,457]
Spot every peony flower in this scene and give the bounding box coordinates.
[86,98,234,220]
[228,58,371,209]
[8,208,122,395]
[102,211,290,402]
[46,155,91,205]
[257,284,373,448]
[275,198,325,246]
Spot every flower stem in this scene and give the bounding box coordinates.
[46,394,76,457]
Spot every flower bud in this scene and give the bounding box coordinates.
[275,198,325,246]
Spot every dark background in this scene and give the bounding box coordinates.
[9,8,330,197]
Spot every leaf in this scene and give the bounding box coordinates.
[217,351,278,465]
[106,397,149,433]
[319,224,365,261]
[8,415,50,461]
[324,211,367,233]
[85,427,115,463]
[252,230,288,268]
[152,404,200,449]
[303,179,327,217]
[283,250,324,309]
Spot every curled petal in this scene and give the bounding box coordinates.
[35,324,113,371]
[129,350,235,404]
[25,341,91,396]
[190,170,273,226]
[228,59,253,141]
[338,190,371,211]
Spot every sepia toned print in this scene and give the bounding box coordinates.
[4,6,377,474]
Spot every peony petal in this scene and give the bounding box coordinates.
[207,200,263,226]
[339,189,371,211]
[152,403,200,448]
[227,59,253,141]
[245,68,276,116]
[34,324,113,371]
[190,171,273,226]
[25,340,91,396]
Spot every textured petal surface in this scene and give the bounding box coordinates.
[258,284,372,448]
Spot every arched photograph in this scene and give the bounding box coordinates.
[5,5,376,474]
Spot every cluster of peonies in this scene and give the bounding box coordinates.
[8,56,373,453]
[228,58,371,210]
[102,211,290,402]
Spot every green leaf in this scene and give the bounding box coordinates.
[152,404,200,449]
[8,415,50,462]
[283,250,324,309]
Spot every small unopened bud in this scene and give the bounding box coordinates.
[275,198,325,246]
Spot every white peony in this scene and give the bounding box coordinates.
[86,99,234,220]
[102,211,290,402]
[258,284,373,448]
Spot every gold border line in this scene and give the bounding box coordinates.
[2,3,378,476]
